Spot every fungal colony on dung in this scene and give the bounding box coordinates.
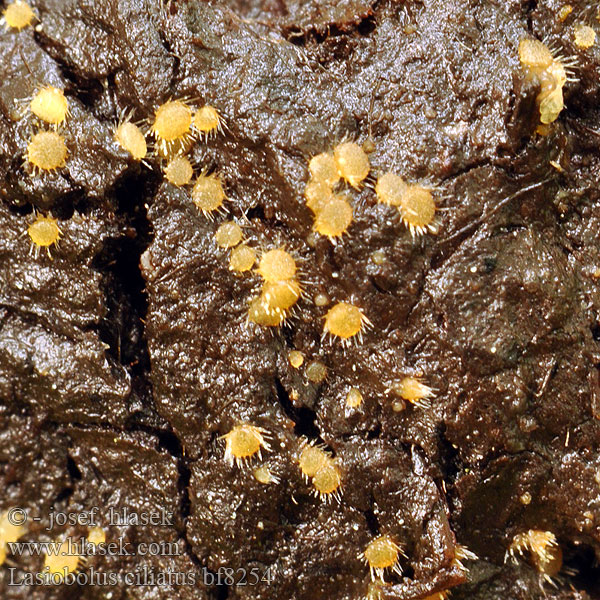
[2,1,588,590]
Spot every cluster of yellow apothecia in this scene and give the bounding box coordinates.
[6,2,582,589]
[21,28,594,257]
[518,39,574,127]
[517,22,599,130]
[247,248,303,327]
[305,143,367,242]
[21,91,226,255]
[23,98,224,257]
[306,142,439,240]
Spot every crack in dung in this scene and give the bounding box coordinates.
[431,176,555,272]
[274,376,323,441]
[91,174,220,589]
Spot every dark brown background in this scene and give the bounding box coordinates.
[0,0,599,598]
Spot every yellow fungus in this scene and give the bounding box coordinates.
[43,538,83,580]
[298,442,342,502]
[3,0,35,30]
[518,38,570,125]
[253,465,279,484]
[262,278,301,312]
[519,39,554,69]
[0,509,26,565]
[536,123,552,136]
[375,172,408,207]
[298,443,329,479]
[154,135,193,160]
[323,302,369,344]
[191,173,226,218]
[392,400,406,412]
[27,213,62,258]
[30,86,69,126]
[539,86,564,124]
[547,59,567,89]
[289,350,304,368]
[193,105,222,137]
[247,296,286,327]
[215,221,243,248]
[333,141,370,188]
[222,422,271,467]
[257,248,296,282]
[0,511,26,543]
[520,492,532,505]
[164,155,193,187]
[392,376,434,408]
[304,179,333,214]
[361,534,404,582]
[574,24,596,49]
[371,250,386,265]
[508,530,563,582]
[115,121,147,161]
[229,244,256,272]
[87,527,105,546]
[346,388,363,408]
[362,137,376,153]
[314,293,329,306]
[535,543,563,578]
[150,99,192,155]
[311,459,342,502]
[27,131,68,173]
[313,195,353,241]
[254,279,301,319]
[306,360,327,383]
[451,544,478,572]
[399,185,437,236]
[557,5,572,22]
[309,152,340,187]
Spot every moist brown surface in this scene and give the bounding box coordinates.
[1,0,600,599]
